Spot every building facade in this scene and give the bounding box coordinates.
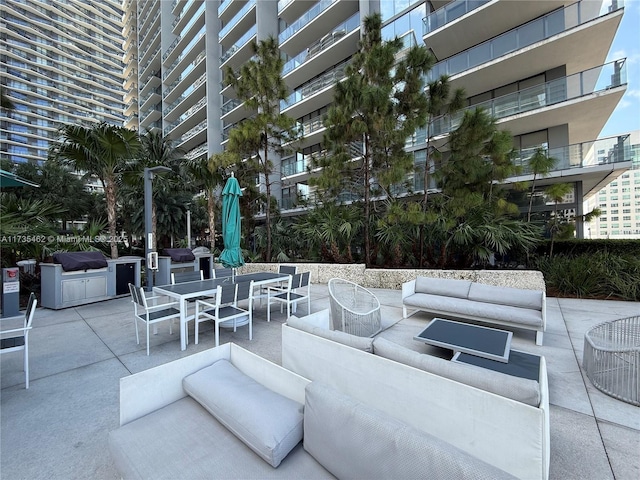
[123,0,631,237]
[586,130,640,239]
[0,0,126,165]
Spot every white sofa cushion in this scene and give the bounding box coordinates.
[287,316,374,352]
[468,283,543,310]
[183,359,304,467]
[372,337,541,407]
[303,382,516,480]
[403,293,543,327]
[415,277,472,298]
[289,309,331,330]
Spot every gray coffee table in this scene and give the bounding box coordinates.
[414,318,512,363]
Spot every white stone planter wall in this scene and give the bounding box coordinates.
[236,264,546,291]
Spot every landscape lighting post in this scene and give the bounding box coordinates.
[144,166,172,291]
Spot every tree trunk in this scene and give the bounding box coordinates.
[105,178,118,259]
[364,139,371,266]
[207,192,215,252]
[264,144,272,263]
[527,174,537,222]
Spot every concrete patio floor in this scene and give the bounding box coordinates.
[1,283,639,479]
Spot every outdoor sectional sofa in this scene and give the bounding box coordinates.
[108,343,514,479]
[282,310,550,480]
[402,276,547,345]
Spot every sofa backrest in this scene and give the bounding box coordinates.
[373,337,541,407]
[468,283,543,310]
[287,314,374,352]
[282,323,549,479]
[304,382,516,480]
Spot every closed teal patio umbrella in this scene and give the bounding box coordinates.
[219,173,245,268]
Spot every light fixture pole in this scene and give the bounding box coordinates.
[144,166,172,291]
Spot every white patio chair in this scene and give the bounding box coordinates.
[259,264,296,302]
[212,267,235,279]
[266,272,311,322]
[328,278,381,337]
[129,283,180,355]
[0,292,37,389]
[194,280,254,347]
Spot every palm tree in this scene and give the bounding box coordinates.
[184,151,236,251]
[52,122,140,259]
[544,182,573,257]
[526,148,557,222]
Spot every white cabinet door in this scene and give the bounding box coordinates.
[62,279,86,303]
[85,276,107,299]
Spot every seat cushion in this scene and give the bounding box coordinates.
[109,397,332,479]
[289,310,331,330]
[303,383,516,480]
[183,359,304,468]
[403,293,543,328]
[372,338,541,407]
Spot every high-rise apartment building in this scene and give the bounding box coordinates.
[586,129,640,239]
[0,0,125,165]
[123,0,632,237]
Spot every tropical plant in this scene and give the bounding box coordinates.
[121,129,186,251]
[51,122,140,258]
[225,36,299,262]
[543,182,573,257]
[526,148,557,222]
[315,13,434,265]
[184,151,237,250]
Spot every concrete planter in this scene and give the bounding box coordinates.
[236,264,545,291]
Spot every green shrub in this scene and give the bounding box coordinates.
[532,251,640,301]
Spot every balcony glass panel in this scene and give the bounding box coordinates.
[423,0,490,35]
[281,59,350,110]
[283,13,359,75]
[219,0,255,40]
[221,25,257,63]
[279,0,337,43]
[425,0,623,82]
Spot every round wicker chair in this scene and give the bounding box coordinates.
[328,278,382,337]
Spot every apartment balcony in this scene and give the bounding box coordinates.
[281,59,350,119]
[164,80,206,122]
[177,119,207,152]
[139,103,161,127]
[425,1,624,99]
[218,0,247,23]
[140,87,161,111]
[164,11,205,67]
[283,13,359,89]
[220,24,256,69]
[163,28,206,84]
[138,26,161,64]
[123,72,137,92]
[278,0,310,24]
[185,143,209,161]
[292,112,325,150]
[423,0,567,59]
[172,0,187,15]
[139,50,161,81]
[139,70,161,97]
[164,54,206,104]
[124,99,138,116]
[279,0,358,56]
[508,134,634,196]
[427,59,627,146]
[219,0,256,46]
[221,98,255,125]
[173,0,204,34]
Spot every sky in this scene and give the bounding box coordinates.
[600,0,640,137]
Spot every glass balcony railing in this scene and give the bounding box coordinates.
[221,24,257,63]
[424,59,627,138]
[278,0,294,13]
[221,98,242,115]
[164,27,206,80]
[423,0,490,35]
[218,0,232,16]
[283,13,359,75]
[513,134,632,175]
[279,0,337,44]
[219,0,255,40]
[281,59,350,110]
[297,112,325,137]
[425,0,624,82]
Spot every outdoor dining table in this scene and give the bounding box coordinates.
[153,271,291,351]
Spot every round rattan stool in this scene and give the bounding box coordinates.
[583,315,639,406]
